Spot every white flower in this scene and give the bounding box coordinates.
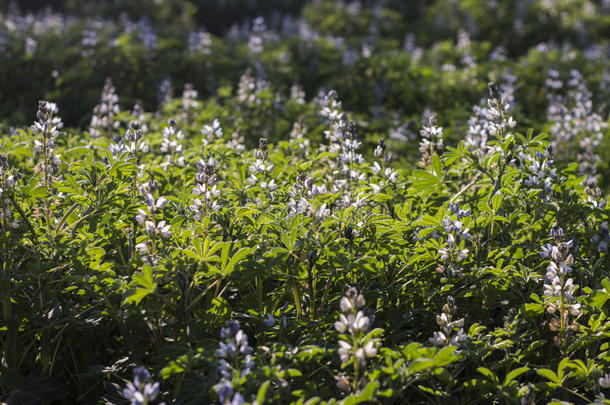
[33,139,48,153]
[334,319,347,333]
[201,118,223,140]
[144,220,171,238]
[154,197,167,210]
[335,375,351,392]
[135,209,148,224]
[297,197,311,214]
[371,161,382,175]
[353,311,370,332]
[157,221,172,238]
[429,331,447,346]
[457,249,469,261]
[311,184,327,197]
[338,340,352,363]
[351,194,367,209]
[599,373,610,389]
[385,167,398,183]
[363,340,377,358]
[263,314,276,327]
[340,297,353,313]
[450,329,468,345]
[261,179,276,191]
[316,204,330,219]
[5,175,15,188]
[436,313,449,327]
[145,221,156,235]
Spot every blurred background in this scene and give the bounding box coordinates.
[0,0,607,133]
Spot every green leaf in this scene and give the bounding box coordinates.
[602,278,610,292]
[477,367,499,384]
[492,193,503,212]
[256,380,270,404]
[431,154,442,177]
[478,201,493,214]
[30,185,49,198]
[537,368,561,384]
[132,266,155,291]
[523,303,544,316]
[588,287,610,309]
[222,247,251,276]
[124,288,153,305]
[342,380,379,405]
[411,170,440,191]
[503,367,529,386]
[557,357,572,381]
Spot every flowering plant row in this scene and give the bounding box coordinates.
[1,74,609,404]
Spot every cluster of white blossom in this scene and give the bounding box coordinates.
[429,296,467,347]
[122,366,161,405]
[465,72,516,159]
[540,226,581,344]
[188,29,212,55]
[160,119,185,169]
[135,179,171,265]
[237,69,270,106]
[109,121,149,178]
[248,138,274,189]
[248,17,266,55]
[334,287,378,393]
[287,173,329,219]
[90,77,120,138]
[181,83,200,124]
[546,69,607,186]
[437,203,471,278]
[32,101,63,188]
[418,115,444,167]
[190,158,221,219]
[201,119,224,147]
[523,147,557,199]
[0,154,18,230]
[319,91,366,195]
[214,320,253,405]
[370,138,397,193]
[157,78,173,111]
[289,120,310,154]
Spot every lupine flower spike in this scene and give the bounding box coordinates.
[429,296,467,347]
[334,287,380,393]
[214,320,253,404]
[540,226,581,348]
[123,366,161,405]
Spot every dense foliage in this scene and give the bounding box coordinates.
[1,1,610,404]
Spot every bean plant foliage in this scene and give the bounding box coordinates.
[1,2,610,405]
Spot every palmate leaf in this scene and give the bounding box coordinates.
[123,288,153,306]
[206,243,252,276]
[124,266,156,305]
[411,169,441,192]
